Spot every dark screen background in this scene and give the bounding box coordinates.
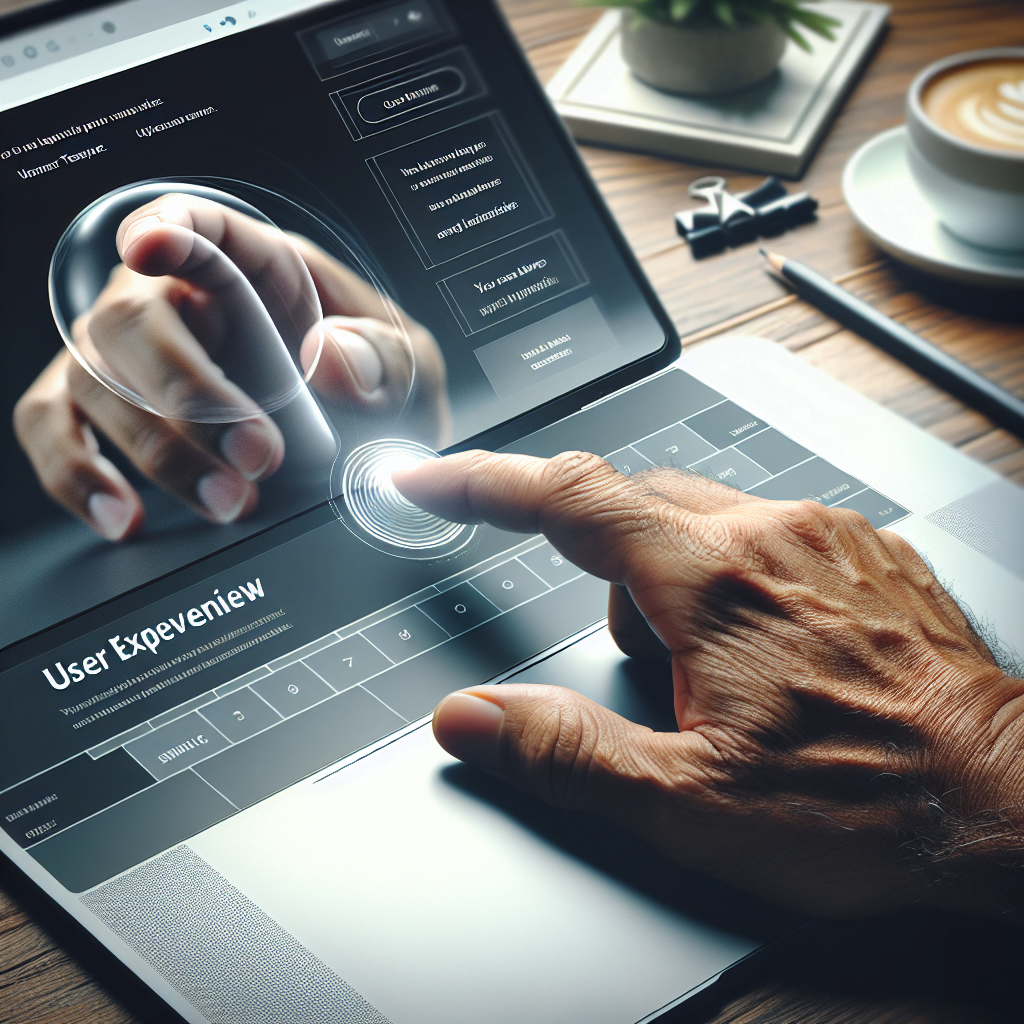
[0,0,669,650]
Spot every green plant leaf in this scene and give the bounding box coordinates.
[785,23,811,49]
[789,7,840,36]
[573,0,840,38]
[713,0,737,27]
[670,0,700,20]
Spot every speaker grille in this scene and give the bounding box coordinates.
[81,845,390,1024]
[925,480,1024,582]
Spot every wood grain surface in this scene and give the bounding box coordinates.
[1,0,1023,1022]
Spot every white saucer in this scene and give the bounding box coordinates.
[842,126,1024,289]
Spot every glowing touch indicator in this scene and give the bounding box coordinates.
[340,439,470,554]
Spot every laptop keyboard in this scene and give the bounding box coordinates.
[12,374,910,892]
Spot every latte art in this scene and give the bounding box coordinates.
[921,59,1024,153]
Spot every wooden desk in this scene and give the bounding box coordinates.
[2,1,1022,1021]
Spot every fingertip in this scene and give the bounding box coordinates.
[87,489,144,542]
[118,216,194,276]
[305,320,386,403]
[196,470,255,524]
[219,418,284,482]
[432,690,505,771]
[330,325,384,395]
[389,456,441,499]
[118,214,161,261]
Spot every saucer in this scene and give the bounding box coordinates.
[842,126,1024,289]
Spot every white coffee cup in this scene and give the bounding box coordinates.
[905,47,1024,252]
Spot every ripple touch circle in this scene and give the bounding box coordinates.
[341,440,466,551]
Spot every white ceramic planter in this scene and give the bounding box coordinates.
[620,12,787,96]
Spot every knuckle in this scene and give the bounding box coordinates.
[13,389,46,441]
[881,530,919,565]
[65,356,104,399]
[89,291,153,337]
[774,498,841,551]
[546,450,618,500]
[829,504,872,534]
[159,369,212,419]
[129,421,188,481]
[38,452,91,504]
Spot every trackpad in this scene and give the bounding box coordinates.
[188,635,793,1024]
[503,624,679,731]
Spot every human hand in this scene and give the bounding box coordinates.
[14,193,449,540]
[394,451,1024,920]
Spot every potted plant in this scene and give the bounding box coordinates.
[587,0,841,96]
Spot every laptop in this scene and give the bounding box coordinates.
[2,2,1022,1022]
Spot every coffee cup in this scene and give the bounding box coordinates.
[905,47,1024,252]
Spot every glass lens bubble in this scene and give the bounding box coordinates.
[51,177,455,560]
[49,180,324,424]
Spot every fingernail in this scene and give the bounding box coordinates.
[432,692,504,771]
[197,471,250,523]
[120,215,160,254]
[219,420,276,481]
[88,492,133,541]
[330,328,383,394]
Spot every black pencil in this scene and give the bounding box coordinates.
[761,249,1024,440]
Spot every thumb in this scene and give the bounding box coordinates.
[432,684,705,828]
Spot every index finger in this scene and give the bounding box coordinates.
[392,449,702,586]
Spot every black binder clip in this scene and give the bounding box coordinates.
[675,176,818,258]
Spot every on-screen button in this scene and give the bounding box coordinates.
[357,66,465,124]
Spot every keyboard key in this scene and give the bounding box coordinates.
[303,634,394,691]
[518,542,583,587]
[360,607,449,664]
[364,572,609,721]
[194,686,404,810]
[632,423,715,469]
[419,583,499,636]
[199,687,282,743]
[510,368,723,460]
[471,559,549,611]
[735,428,812,475]
[603,446,652,477]
[251,663,334,717]
[124,711,229,781]
[685,401,766,450]
[30,771,234,892]
[747,457,864,506]
[688,449,770,491]
[0,750,151,849]
[832,489,909,528]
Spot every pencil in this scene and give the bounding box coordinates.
[761,250,1024,440]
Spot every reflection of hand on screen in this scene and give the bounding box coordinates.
[14,194,450,541]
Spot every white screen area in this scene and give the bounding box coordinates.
[0,0,328,111]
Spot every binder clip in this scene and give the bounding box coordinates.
[675,176,818,259]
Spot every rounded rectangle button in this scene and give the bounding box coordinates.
[357,66,465,123]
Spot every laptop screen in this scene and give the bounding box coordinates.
[0,0,672,871]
